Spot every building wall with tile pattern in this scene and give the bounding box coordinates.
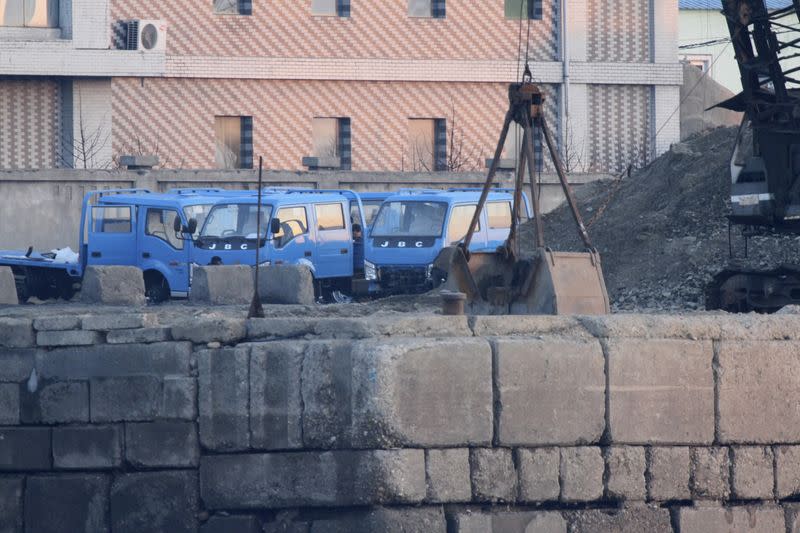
[587,85,652,173]
[111,78,560,172]
[586,0,651,62]
[0,80,60,169]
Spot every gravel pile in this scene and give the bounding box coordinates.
[523,127,800,312]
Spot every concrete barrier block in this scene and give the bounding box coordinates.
[36,342,193,379]
[25,474,109,533]
[567,506,673,533]
[33,315,81,331]
[36,329,100,347]
[198,347,250,451]
[309,507,446,533]
[0,266,17,304]
[81,313,155,331]
[678,505,785,533]
[776,446,800,498]
[732,446,774,500]
[605,446,646,501]
[0,427,51,471]
[494,338,605,446]
[90,376,160,423]
[200,449,425,509]
[258,264,315,305]
[718,341,800,443]
[160,377,197,420]
[450,511,567,533]
[470,315,591,338]
[0,477,23,533]
[125,421,199,468]
[516,448,560,502]
[171,315,247,344]
[202,515,262,533]
[111,471,198,533]
[691,447,731,500]
[470,448,517,503]
[190,265,254,305]
[607,339,714,444]
[106,327,170,344]
[648,447,691,501]
[426,448,471,502]
[0,318,34,348]
[52,425,122,469]
[579,314,723,340]
[250,342,304,450]
[560,447,604,502]
[81,265,145,306]
[0,348,33,381]
[21,381,89,424]
[0,383,19,425]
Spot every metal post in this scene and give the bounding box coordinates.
[248,157,265,319]
[521,112,545,248]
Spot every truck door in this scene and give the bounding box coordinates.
[139,207,190,293]
[446,204,488,251]
[270,205,314,268]
[87,205,137,266]
[313,202,352,279]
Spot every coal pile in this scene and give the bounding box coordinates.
[523,127,800,312]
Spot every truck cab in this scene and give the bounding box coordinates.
[363,189,531,294]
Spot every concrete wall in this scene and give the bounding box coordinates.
[0,169,611,250]
[0,309,799,531]
[680,62,742,140]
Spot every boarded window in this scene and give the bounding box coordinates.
[145,208,184,250]
[447,205,479,244]
[504,0,542,20]
[487,202,513,229]
[315,203,346,231]
[408,119,435,171]
[313,118,339,158]
[92,206,132,233]
[408,0,445,18]
[215,116,252,170]
[312,0,337,15]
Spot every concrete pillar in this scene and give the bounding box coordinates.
[71,0,110,49]
[651,0,681,157]
[60,79,113,169]
[653,85,681,156]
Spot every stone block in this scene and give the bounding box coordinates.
[348,338,493,448]
[606,446,647,500]
[607,339,714,444]
[106,327,170,344]
[198,347,250,451]
[469,314,590,338]
[578,314,724,340]
[171,315,247,344]
[494,338,605,446]
[560,447,604,502]
[0,349,33,382]
[258,264,315,305]
[21,380,89,424]
[81,265,145,306]
[125,421,199,468]
[36,342,192,379]
[309,507,446,533]
[90,376,160,422]
[36,329,100,347]
[81,313,155,331]
[450,513,492,533]
[190,265,254,305]
[718,340,800,443]
[314,314,473,339]
[493,512,568,533]
[648,446,691,501]
[250,342,304,450]
[470,448,517,503]
[0,319,34,348]
[0,384,19,425]
[301,341,356,448]
[202,515,262,533]
[160,377,197,420]
[732,446,774,500]
[691,447,731,500]
[426,448,471,502]
[111,471,198,533]
[516,447,560,502]
[777,446,800,498]
[33,315,81,331]
[0,477,23,533]
[568,506,673,533]
[0,267,17,305]
[0,427,51,471]
[678,505,785,533]
[201,449,425,509]
[25,474,109,533]
[52,425,122,469]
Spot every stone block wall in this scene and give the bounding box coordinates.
[1,309,799,531]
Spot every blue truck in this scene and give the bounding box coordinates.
[362,188,532,294]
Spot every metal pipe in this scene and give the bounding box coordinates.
[560,0,569,142]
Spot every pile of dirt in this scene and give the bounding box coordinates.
[523,127,800,312]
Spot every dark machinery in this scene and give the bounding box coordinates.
[706,0,800,311]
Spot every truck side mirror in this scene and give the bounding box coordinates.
[270,218,281,235]
[187,218,198,235]
[173,217,182,233]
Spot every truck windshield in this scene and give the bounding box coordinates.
[183,204,214,238]
[371,201,447,238]
[199,203,272,239]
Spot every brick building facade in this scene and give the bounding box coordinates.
[0,0,681,174]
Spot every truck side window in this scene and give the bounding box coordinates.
[274,206,308,248]
[448,205,479,244]
[487,202,512,229]
[92,206,132,233]
[315,203,345,231]
[145,209,184,250]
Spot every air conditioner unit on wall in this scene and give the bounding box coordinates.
[125,20,167,52]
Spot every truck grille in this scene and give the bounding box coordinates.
[378,266,429,293]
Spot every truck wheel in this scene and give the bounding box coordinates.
[144,272,170,304]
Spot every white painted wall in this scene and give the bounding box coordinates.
[679,10,742,93]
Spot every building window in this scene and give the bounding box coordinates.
[680,54,712,74]
[311,117,351,170]
[500,122,542,171]
[504,0,542,20]
[213,0,251,15]
[214,116,253,170]
[273,206,309,248]
[408,118,447,171]
[408,0,445,18]
[315,203,346,231]
[0,0,58,28]
[145,209,184,250]
[312,0,350,17]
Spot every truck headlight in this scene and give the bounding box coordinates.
[426,263,434,280]
[258,260,272,268]
[365,260,377,281]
